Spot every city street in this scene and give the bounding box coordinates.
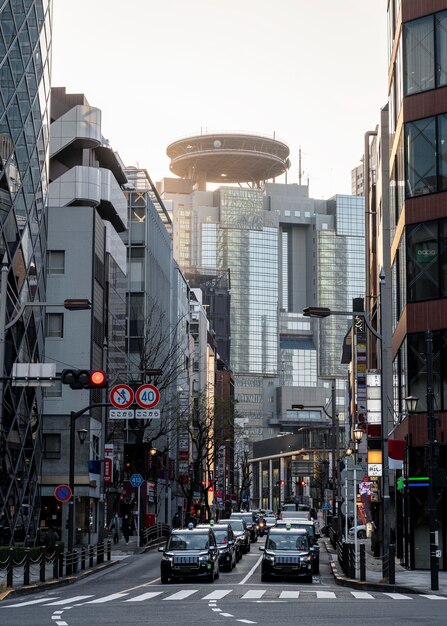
[2,539,447,626]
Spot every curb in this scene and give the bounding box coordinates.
[0,559,118,602]
[329,560,426,595]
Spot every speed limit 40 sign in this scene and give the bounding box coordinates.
[135,384,160,409]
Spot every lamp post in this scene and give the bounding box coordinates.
[345,427,364,577]
[304,289,394,581]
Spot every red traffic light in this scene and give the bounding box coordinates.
[61,369,109,389]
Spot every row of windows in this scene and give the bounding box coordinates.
[406,218,447,303]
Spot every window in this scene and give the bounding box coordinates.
[47,250,64,274]
[43,433,61,459]
[43,381,62,397]
[403,11,447,96]
[45,313,63,338]
[405,116,436,197]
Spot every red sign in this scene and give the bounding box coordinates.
[55,484,72,502]
[135,384,160,409]
[109,384,134,409]
[104,457,113,484]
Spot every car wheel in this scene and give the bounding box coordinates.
[358,530,366,539]
[304,574,313,583]
[261,573,270,582]
[161,575,169,584]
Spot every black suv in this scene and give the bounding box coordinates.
[198,523,237,571]
[219,518,250,557]
[230,512,258,542]
[159,527,220,583]
[276,519,320,573]
[260,527,313,582]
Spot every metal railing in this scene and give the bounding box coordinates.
[0,540,112,589]
[140,523,170,548]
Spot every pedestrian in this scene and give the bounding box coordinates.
[122,514,132,544]
[110,513,122,544]
[44,526,59,554]
[172,512,181,529]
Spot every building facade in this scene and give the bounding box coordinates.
[0,0,53,545]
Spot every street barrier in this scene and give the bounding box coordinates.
[140,522,170,548]
[0,540,112,589]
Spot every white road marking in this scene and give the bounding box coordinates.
[279,591,300,599]
[239,555,263,584]
[237,621,257,624]
[421,595,447,600]
[125,592,163,602]
[203,590,233,600]
[45,596,94,605]
[1,597,59,608]
[55,622,68,626]
[85,593,130,603]
[212,608,222,612]
[163,589,198,600]
[383,593,412,600]
[315,591,336,599]
[241,590,266,599]
[220,613,234,617]
[351,591,374,599]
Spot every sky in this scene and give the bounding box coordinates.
[51,0,388,200]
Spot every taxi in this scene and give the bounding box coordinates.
[159,523,219,583]
[259,526,314,582]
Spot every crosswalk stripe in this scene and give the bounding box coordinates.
[202,590,233,600]
[1,597,59,608]
[44,596,94,606]
[316,591,336,599]
[279,591,300,599]
[163,589,198,600]
[241,590,266,599]
[85,593,129,603]
[421,595,447,600]
[351,592,374,599]
[383,593,411,600]
[125,592,163,602]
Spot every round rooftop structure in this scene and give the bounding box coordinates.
[166,131,290,187]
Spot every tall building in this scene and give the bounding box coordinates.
[159,133,365,452]
[42,87,128,545]
[367,0,447,570]
[0,0,53,545]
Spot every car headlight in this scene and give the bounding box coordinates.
[162,554,173,562]
[264,552,275,562]
[307,555,312,562]
[198,554,209,562]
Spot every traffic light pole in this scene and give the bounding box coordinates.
[67,403,110,564]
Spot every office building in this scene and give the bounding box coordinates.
[0,0,53,545]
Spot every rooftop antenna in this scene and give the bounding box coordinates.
[298,147,302,185]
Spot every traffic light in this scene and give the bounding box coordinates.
[61,369,109,389]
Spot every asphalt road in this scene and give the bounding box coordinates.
[1,537,447,626]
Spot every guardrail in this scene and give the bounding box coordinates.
[140,523,170,548]
[0,540,112,589]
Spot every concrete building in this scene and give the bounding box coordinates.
[41,88,128,545]
[0,0,53,545]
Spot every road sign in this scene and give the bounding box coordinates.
[109,409,135,420]
[322,501,331,511]
[110,384,134,409]
[130,473,144,488]
[55,484,72,503]
[136,409,160,419]
[135,384,160,409]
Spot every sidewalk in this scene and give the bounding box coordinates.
[324,538,447,595]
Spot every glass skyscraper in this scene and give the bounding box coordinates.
[0,0,52,544]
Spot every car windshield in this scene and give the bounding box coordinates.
[225,520,243,532]
[232,515,252,524]
[213,530,229,543]
[167,533,210,551]
[295,524,315,538]
[265,517,276,524]
[266,534,308,551]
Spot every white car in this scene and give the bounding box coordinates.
[348,525,366,539]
